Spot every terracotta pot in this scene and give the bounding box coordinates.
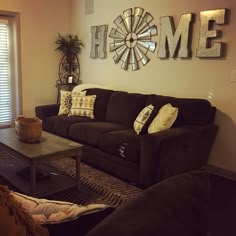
[15,116,42,143]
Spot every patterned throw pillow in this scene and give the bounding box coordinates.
[68,95,96,119]
[58,90,86,115]
[133,104,154,135]
[148,103,178,134]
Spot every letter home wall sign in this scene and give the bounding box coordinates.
[90,7,229,71]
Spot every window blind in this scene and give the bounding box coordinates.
[0,22,11,126]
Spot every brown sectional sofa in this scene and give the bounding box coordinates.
[35,88,218,188]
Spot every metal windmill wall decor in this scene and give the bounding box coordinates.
[109,7,157,71]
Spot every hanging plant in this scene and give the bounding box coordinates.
[55,33,84,63]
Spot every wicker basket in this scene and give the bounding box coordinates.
[15,116,42,143]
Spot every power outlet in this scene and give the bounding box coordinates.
[231,70,236,82]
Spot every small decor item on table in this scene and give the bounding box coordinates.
[15,116,42,143]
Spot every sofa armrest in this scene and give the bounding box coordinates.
[85,171,209,236]
[35,104,60,120]
[140,124,218,188]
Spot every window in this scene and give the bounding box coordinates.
[0,12,21,128]
[0,21,11,125]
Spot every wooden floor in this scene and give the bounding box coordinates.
[209,174,236,236]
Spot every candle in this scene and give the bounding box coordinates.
[68,76,73,83]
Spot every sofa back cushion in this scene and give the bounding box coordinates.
[146,94,215,126]
[84,88,114,121]
[106,91,148,127]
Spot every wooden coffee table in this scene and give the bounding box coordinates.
[0,128,83,197]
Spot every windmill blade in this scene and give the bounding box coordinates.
[120,48,130,70]
[121,61,128,70]
[130,48,139,71]
[109,28,126,40]
[137,25,158,39]
[137,41,157,52]
[113,45,127,63]
[133,7,144,33]
[109,41,126,52]
[136,12,153,34]
[123,8,133,33]
[134,46,150,65]
[114,15,128,35]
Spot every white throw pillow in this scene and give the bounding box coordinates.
[133,104,154,135]
[58,90,86,115]
[148,103,178,134]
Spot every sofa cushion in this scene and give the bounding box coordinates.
[58,90,72,115]
[106,91,148,127]
[83,88,114,121]
[100,129,142,162]
[133,104,155,135]
[148,103,178,134]
[69,122,129,147]
[58,90,86,115]
[146,94,214,126]
[68,95,96,119]
[43,115,94,138]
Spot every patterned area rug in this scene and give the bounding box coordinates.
[0,150,142,207]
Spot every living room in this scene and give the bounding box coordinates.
[0,0,236,235]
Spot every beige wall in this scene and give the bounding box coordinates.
[71,0,236,174]
[0,0,72,114]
